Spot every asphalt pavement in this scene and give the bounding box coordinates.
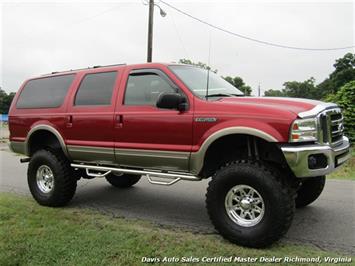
[0,143,354,255]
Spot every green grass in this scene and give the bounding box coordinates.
[0,193,352,266]
[328,150,355,180]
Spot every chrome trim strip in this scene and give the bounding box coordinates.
[281,136,350,178]
[71,163,201,181]
[298,102,338,118]
[190,126,278,175]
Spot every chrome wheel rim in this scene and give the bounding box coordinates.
[36,165,54,193]
[225,184,265,227]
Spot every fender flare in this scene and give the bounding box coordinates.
[25,125,69,157]
[189,126,278,175]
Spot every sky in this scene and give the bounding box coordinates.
[0,0,354,95]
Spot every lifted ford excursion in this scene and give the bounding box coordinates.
[9,63,350,247]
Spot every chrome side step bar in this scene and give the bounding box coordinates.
[71,163,201,186]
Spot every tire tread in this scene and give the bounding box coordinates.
[206,160,295,248]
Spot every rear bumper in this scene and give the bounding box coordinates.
[281,136,351,178]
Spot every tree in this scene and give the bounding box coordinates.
[178,59,217,73]
[324,81,355,143]
[264,78,320,98]
[317,53,355,99]
[264,89,285,97]
[223,76,252,96]
[282,77,317,99]
[263,53,355,100]
[0,88,15,114]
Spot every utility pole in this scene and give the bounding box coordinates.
[147,0,154,62]
[258,83,261,97]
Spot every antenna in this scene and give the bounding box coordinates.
[205,30,212,100]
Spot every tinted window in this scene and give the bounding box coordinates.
[124,73,175,106]
[16,74,75,109]
[75,71,117,106]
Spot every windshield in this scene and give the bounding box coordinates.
[169,65,244,98]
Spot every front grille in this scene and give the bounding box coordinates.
[318,108,344,146]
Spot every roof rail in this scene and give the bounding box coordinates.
[45,63,127,75]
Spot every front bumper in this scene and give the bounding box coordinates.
[281,136,351,178]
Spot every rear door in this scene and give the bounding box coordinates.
[64,70,121,164]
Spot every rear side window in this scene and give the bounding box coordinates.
[16,74,75,109]
[74,71,117,106]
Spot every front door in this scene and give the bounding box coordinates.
[114,68,193,172]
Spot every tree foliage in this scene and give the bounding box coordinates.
[316,53,355,99]
[282,78,318,99]
[324,81,355,143]
[264,89,284,97]
[0,88,15,114]
[223,76,252,96]
[264,78,317,99]
[264,53,355,100]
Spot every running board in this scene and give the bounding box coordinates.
[71,163,201,186]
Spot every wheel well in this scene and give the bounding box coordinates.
[27,130,64,156]
[200,134,289,178]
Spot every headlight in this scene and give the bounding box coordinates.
[290,118,318,142]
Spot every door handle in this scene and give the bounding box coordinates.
[66,115,73,128]
[115,114,123,128]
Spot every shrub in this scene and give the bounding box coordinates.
[324,81,355,144]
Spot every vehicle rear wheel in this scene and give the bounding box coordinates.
[105,173,141,188]
[28,149,77,207]
[295,176,325,208]
[206,160,295,248]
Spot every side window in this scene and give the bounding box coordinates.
[16,74,75,109]
[74,71,117,106]
[124,73,176,106]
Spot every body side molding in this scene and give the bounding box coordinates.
[115,148,190,172]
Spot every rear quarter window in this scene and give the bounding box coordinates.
[16,74,75,109]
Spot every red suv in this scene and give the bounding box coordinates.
[8,63,350,247]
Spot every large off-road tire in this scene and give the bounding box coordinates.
[28,149,77,207]
[105,173,141,188]
[206,160,295,248]
[295,176,325,208]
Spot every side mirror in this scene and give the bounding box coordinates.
[156,92,188,112]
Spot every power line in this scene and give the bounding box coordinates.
[160,0,355,51]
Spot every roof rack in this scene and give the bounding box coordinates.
[46,63,127,75]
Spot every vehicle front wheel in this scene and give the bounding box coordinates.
[295,176,325,208]
[206,161,295,248]
[105,173,141,188]
[28,149,77,207]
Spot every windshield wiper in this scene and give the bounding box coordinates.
[205,93,234,98]
[205,93,243,98]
